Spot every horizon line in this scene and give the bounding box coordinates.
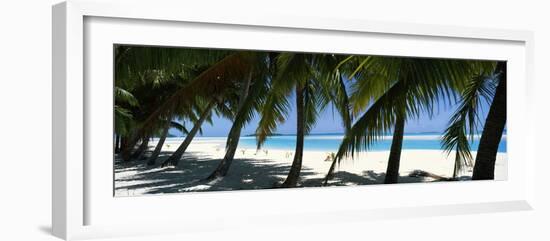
[166,130,507,138]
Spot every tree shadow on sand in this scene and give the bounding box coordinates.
[301,170,427,187]
[115,151,320,195]
[115,152,447,196]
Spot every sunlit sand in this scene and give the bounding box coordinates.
[115,139,507,196]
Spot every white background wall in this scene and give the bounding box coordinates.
[0,0,548,240]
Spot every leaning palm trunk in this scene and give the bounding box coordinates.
[147,123,169,166]
[114,135,121,154]
[131,138,150,160]
[161,102,214,167]
[384,114,405,184]
[281,86,305,187]
[323,155,338,186]
[207,72,253,179]
[120,135,137,161]
[452,153,460,179]
[207,119,244,178]
[472,62,507,180]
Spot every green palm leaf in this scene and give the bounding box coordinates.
[442,73,496,177]
[138,52,255,138]
[114,86,139,107]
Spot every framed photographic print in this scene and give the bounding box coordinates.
[52,0,535,240]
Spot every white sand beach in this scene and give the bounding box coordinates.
[115,139,507,196]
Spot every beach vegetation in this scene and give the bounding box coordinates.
[113,45,507,193]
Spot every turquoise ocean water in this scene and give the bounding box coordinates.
[171,133,506,153]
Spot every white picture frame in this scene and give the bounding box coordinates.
[52,0,535,240]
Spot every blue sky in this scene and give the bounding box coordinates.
[169,93,492,137]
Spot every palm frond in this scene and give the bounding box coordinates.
[315,55,353,130]
[114,87,139,107]
[335,80,407,161]
[138,52,254,138]
[115,45,234,89]
[170,120,189,135]
[441,73,496,176]
[255,53,308,148]
[255,84,291,148]
[114,105,134,135]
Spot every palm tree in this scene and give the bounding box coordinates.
[116,47,254,163]
[146,120,171,166]
[441,62,505,180]
[472,62,506,180]
[114,135,121,153]
[132,50,267,174]
[386,107,406,183]
[256,53,313,187]
[323,56,492,185]
[116,71,193,162]
[441,73,496,178]
[207,52,275,179]
[206,72,254,178]
[114,86,139,158]
[160,100,215,167]
[114,46,239,161]
[442,62,505,180]
[130,138,150,160]
[254,53,350,187]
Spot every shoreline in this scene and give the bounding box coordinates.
[160,137,506,154]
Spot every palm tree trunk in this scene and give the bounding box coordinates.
[114,135,121,154]
[207,120,243,178]
[120,135,136,161]
[323,156,337,186]
[121,133,144,162]
[472,62,507,180]
[161,102,214,167]
[384,114,405,184]
[113,135,120,154]
[452,154,459,179]
[131,138,149,160]
[207,72,253,179]
[281,86,305,187]
[147,123,169,166]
